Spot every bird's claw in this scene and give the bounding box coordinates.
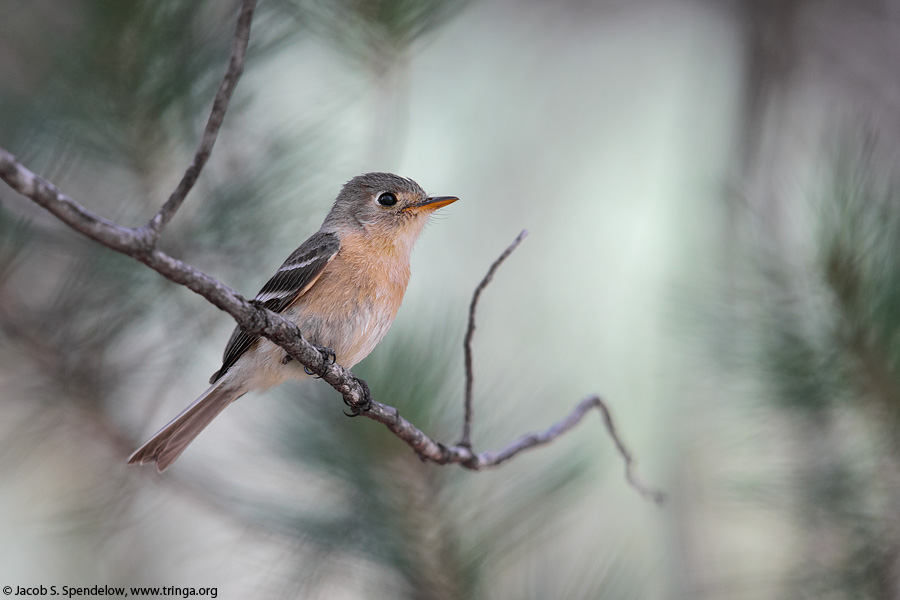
[342,379,372,417]
[319,345,337,365]
[303,344,336,378]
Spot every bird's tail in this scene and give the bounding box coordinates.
[127,381,244,472]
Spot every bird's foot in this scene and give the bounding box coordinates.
[343,378,372,417]
[303,344,336,378]
[318,345,337,366]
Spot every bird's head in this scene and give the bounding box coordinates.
[324,172,457,252]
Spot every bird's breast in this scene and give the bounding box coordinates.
[286,242,411,368]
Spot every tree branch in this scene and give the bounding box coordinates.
[143,0,258,242]
[0,1,664,503]
[458,229,529,448]
[0,0,258,253]
[0,148,148,253]
[368,390,660,487]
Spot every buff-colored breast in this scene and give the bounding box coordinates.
[228,229,415,392]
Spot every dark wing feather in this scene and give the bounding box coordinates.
[209,231,340,383]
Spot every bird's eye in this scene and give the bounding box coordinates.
[377,192,398,207]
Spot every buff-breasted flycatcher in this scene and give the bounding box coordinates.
[128,172,457,471]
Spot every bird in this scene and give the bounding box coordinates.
[127,172,457,471]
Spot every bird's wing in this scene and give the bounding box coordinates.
[209,231,340,383]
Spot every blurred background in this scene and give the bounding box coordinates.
[2,0,900,598]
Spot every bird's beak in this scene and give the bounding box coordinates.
[404,195,459,213]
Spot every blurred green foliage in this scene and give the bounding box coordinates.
[277,0,470,68]
[735,139,900,598]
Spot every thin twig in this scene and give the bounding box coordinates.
[595,400,667,504]
[360,393,664,502]
[144,0,258,240]
[459,229,528,448]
